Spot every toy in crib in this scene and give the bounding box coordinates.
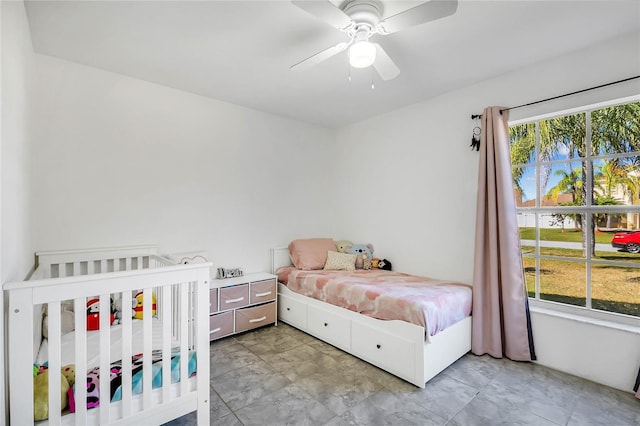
[133,290,157,319]
[33,364,75,421]
[86,297,115,330]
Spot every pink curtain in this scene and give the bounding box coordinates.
[472,106,535,361]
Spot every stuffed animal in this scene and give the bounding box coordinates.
[362,254,372,270]
[334,240,353,253]
[112,296,136,324]
[346,243,374,269]
[86,297,115,330]
[133,290,157,319]
[377,258,392,271]
[33,367,70,421]
[371,258,380,268]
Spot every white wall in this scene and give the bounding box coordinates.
[335,31,640,391]
[1,0,38,421]
[29,55,338,273]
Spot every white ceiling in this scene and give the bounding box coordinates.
[24,0,640,128]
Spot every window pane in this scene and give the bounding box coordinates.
[510,123,536,166]
[540,113,586,160]
[539,258,585,307]
[591,264,640,317]
[593,158,640,207]
[599,212,640,263]
[591,101,640,156]
[541,161,584,206]
[513,166,536,205]
[523,256,535,298]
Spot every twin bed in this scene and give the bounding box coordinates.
[4,245,211,425]
[272,242,472,388]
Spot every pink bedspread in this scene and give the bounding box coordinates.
[277,267,472,336]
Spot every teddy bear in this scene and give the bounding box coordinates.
[334,240,353,253]
[346,243,374,269]
[33,366,72,421]
[361,254,372,270]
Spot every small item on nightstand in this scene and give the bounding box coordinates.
[217,267,243,279]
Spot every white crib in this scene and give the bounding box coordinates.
[3,245,211,425]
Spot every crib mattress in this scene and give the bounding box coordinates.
[37,318,176,370]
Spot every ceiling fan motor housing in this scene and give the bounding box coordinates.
[342,0,382,30]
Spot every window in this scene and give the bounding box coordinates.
[510,99,640,323]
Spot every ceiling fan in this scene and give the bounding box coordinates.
[290,0,458,81]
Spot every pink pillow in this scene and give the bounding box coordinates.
[288,238,337,270]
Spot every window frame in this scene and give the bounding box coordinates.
[510,95,640,328]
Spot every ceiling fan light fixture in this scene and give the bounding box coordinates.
[349,40,376,68]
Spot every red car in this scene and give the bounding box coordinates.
[611,231,640,253]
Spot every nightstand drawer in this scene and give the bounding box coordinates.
[209,288,218,314]
[220,284,249,310]
[235,302,276,332]
[250,279,276,304]
[209,311,234,341]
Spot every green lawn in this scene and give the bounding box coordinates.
[521,246,640,317]
[519,227,617,244]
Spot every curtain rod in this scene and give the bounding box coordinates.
[470,75,640,119]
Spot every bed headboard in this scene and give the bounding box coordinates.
[270,247,291,274]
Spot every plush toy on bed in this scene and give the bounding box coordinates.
[346,243,374,269]
[33,366,71,421]
[86,297,115,330]
[361,254,372,270]
[334,240,353,253]
[133,290,157,319]
[377,258,392,271]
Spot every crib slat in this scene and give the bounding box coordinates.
[142,288,153,409]
[48,301,62,425]
[162,284,172,403]
[74,298,88,425]
[73,261,80,276]
[121,290,133,418]
[99,294,111,424]
[179,282,189,395]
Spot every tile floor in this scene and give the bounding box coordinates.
[165,323,639,426]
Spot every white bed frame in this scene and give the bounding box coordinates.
[271,248,471,388]
[3,245,211,425]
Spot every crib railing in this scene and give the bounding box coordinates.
[4,246,211,425]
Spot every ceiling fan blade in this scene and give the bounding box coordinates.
[291,0,354,30]
[372,44,400,80]
[290,42,350,71]
[377,0,458,35]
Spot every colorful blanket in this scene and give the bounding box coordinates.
[278,267,472,337]
[71,348,196,411]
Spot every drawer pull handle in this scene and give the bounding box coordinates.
[225,297,245,304]
[286,307,291,311]
[210,327,222,334]
[324,322,328,327]
[255,291,272,297]
[376,344,381,349]
[249,316,267,323]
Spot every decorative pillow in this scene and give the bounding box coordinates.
[323,250,357,272]
[288,238,337,270]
